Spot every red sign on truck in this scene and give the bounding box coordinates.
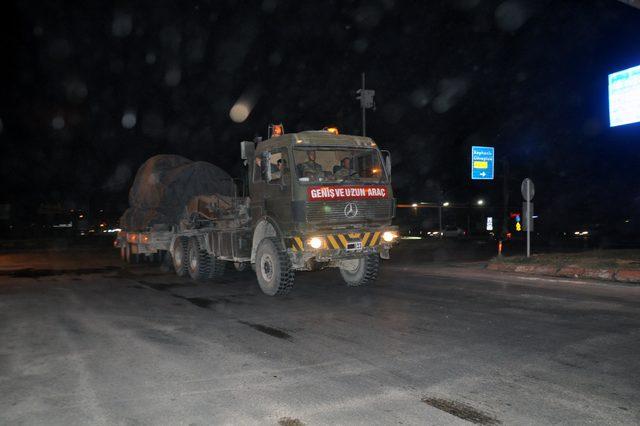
[307,185,388,201]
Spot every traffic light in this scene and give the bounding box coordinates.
[356,89,376,109]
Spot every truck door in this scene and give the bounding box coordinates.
[264,148,293,229]
[250,148,292,230]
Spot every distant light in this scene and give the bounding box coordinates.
[477,199,484,206]
[78,214,85,219]
[121,111,137,129]
[52,222,72,228]
[442,201,450,207]
[401,236,422,240]
[229,102,251,123]
[411,203,418,208]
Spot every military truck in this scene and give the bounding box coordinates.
[116,128,398,296]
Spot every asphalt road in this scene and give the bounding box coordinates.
[1,248,639,425]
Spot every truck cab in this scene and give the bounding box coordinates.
[242,129,398,295]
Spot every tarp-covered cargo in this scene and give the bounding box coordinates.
[120,155,234,231]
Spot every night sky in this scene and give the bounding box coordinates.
[1,0,639,231]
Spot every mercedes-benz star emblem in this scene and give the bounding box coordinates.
[344,202,358,218]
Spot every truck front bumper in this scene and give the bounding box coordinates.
[286,227,399,266]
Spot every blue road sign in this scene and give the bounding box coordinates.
[471,146,495,180]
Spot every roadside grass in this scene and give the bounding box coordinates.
[493,250,640,270]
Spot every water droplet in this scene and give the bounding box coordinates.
[121,111,137,129]
[51,115,65,130]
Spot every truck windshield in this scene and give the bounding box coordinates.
[293,148,388,183]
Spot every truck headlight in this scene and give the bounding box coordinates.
[308,237,323,249]
[382,231,398,242]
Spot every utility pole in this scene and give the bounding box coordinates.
[361,73,366,136]
[356,72,375,137]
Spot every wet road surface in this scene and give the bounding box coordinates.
[1,249,639,425]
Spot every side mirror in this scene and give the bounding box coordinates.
[240,141,254,160]
[381,150,392,176]
[262,152,272,182]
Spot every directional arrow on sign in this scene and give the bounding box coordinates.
[480,172,486,177]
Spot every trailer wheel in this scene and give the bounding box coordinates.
[209,257,226,279]
[255,237,294,296]
[187,237,212,281]
[172,237,189,277]
[126,244,139,264]
[339,254,379,287]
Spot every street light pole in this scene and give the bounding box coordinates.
[361,73,366,136]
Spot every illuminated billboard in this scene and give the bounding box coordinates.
[609,64,640,127]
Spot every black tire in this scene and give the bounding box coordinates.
[172,237,189,277]
[255,237,294,296]
[126,244,139,264]
[187,237,212,281]
[210,257,226,279]
[160,251,174,273]
[234,262,249,272]
[339,254,379,287]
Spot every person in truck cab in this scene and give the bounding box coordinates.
[333,157,358,180]
[272,158,289,182]
[299,150,323,178]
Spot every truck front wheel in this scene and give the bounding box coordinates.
[187,237,212,281]
[339,254,379,287]
[255,237,294,296]
[172,237,189,277]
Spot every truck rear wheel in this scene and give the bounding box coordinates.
[172,237,189,277]
[339,254,379,287]
[234,262,248,272]
[209,257,226,279]
[255,237,294,296]
[187,237,212,281]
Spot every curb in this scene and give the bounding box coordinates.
[487,262,640,284]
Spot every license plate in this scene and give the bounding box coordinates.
[346,242,362,251]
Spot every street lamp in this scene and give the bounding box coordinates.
[477,199,484,206]
[411,203,418,208]
[442,201,450,207]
